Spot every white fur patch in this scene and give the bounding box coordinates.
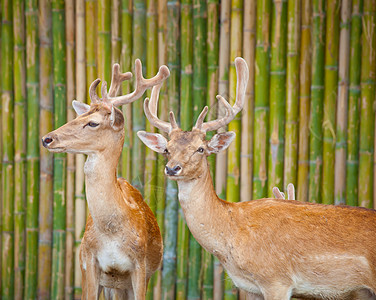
[97,241,134,273]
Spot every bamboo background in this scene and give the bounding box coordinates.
[1,0,376,299]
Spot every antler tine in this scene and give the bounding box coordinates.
[197,57,249,133]
[143,98,173,133]
[144,82,179,133]
[89,78,101,104]
[101,81,108,100]
[108,63,133,97]
[110,59,170,107]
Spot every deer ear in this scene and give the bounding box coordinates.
[72,100,90,115]
[137,131,168,153]
[207,132,235,154]
[110,106,124,131]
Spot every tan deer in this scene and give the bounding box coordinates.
[137,57,376,300]
[42,60,169,299]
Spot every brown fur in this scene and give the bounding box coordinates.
[43,103,163,299]
[144,128,376,300]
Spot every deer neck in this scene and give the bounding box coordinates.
[84,146,124,226]
[176,165,231,253]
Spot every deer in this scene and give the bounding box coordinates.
[137,57,376,300]
[42,59,169,299]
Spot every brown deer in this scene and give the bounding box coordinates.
[137,57,376,300]
[42,60,169,299]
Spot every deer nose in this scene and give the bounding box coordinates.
[42,136,53,148]
[165,165,182,176]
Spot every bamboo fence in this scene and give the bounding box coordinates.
[1,1,376,299]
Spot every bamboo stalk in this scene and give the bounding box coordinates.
[131,0,146,193]
[308,0,325,203]
[120,0,132,181]
[334,0,351,205]
[283,0,300,193]
[202,0,219,299]
[51,0,67,298]
[224,0,244,299]
[238,0,257,296]
[86,0,97,95]
[145,0,158,298]
[322,0,340,205]
[13,0,27,298]
[358,0,376,209]
[214,1,230,297]
[297,0,311,202]
[267,0,287,197]
[74,0,86,297]
[111,0,121,66]
[25,0,40,298]
[253,0,271,199]
[241,0,256,204]
[161,1,180,299]
[65,0,75,298]
[176,0,192,298]
[189,0,207,298]
[97,0,111,85]
[346,0,363,207]
[1,0,14,298]
[155,1,167,297]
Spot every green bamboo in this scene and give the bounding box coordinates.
[131,0,146,193]
[297,0,311,202]
[308,0,325,203]
[240,0,256,204]
[189,1,207,298]
[224,0,243,299]
[253,0,271,199]
[38,1,54,298]
[358,0,376,208]
[13,0,27,298]
[334,0,351,205]
[111,0,121,65]
[214,1,230,297]
[283,0,299,192]
[202,1,219,299]
[86,0,97,96]
[25,0,39,298]
[65,0,75,297]
[1,0,14,298]
[98,0,111,85]
[322,0,340,205]
[74,0,86,297]
[155,1,167,297]
[267,0,287,197]
[346,0,363,206]
[161,1,180,299]
[145,0,158,299]
[51,0,67,298]
[177,0,192,298]
[121,0,132,181]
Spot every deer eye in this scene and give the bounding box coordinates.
[197,147,204,153]
[163,149,169,154]
[87,121,99,128]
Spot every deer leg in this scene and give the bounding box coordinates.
[81,254,101,300]
[131,261,147,300]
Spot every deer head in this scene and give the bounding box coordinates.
[138,57,248,181]
[42,59,170,156]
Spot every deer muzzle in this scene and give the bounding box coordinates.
[165,165,182,176]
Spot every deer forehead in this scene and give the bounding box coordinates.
[168,130,206,150]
